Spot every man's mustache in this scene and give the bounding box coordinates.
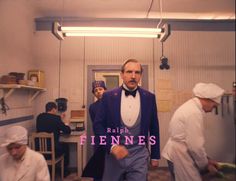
[129,80,137,83]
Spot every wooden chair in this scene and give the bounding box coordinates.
[31,132,64,181]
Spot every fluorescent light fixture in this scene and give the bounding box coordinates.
[65,32,160,38]
[159,24,170,42]
[62,26,162,38]
[52,22,64,40]
[53,21,170,40]
[62,27,162,33]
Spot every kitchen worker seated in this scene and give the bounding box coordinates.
[162,82,225,181]
[0,126,50,181]
[36,101,71,176]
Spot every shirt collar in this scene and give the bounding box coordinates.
[193,97,205,114]
[122,84,138,91]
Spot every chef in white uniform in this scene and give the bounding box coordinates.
[162,83,225,181]
[0,126,50,181]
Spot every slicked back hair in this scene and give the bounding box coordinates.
[121,59,143,74]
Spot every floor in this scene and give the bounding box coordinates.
[56,167,236,181]
[56,167,171,181]
[147,167,171,181]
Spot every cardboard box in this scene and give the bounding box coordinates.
[70,110,85,122]
[28,70,45,88]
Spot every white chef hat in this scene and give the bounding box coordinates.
[193,83,225,104]
[0,126,28,147]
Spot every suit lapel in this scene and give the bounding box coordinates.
[139,88,148,131]
[112,87,122,127]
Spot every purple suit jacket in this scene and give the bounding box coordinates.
[93,86,160,159]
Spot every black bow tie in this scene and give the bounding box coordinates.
[123,87,138,97]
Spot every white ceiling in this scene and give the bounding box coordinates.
[32,0,235,20]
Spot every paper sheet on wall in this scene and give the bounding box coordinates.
[173,91,193,106]
[157,79,172,90]
[157,90,173,100]
[156,79,194,112]
[157,100,172,112]
[156,79,173,112]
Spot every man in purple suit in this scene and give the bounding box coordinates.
[93,59,160,181]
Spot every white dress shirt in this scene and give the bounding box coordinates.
[121,85,140,127]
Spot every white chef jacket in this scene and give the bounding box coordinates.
[0,147,50,181]
[162,98,208,181]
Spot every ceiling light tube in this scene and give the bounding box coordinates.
[52,21,170,40]
[61,27,162,33]
[64,32,160,38]
[60,26,162,38]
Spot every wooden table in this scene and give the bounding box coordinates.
[59,131,85,177]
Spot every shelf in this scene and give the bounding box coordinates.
[0,84,46,90]
[0,84,46,102]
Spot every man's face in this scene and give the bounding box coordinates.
[202,99,218,113]
[94,87,105,100]
[7,143,26,160]
[121,62,142,90]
